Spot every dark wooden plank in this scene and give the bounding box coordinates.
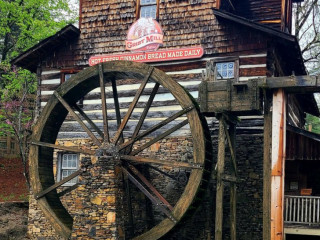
[239,67,267,77]
[120,155,202,169]
[239,57,267,65]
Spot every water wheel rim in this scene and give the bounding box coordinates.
[29,61,211,239]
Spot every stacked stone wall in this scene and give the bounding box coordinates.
[28,133,264,240]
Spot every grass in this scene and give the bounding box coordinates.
[0,193,29,202]
[0,193,15,202]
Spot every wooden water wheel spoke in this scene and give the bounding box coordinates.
[126,164,174,211]
[119,107,193,151]
[124,82,160,154]
[30,62,212,240]
[72,103,104,138]
[130,119,189,156]
[35,169,81,200]
[120,155,202,169]
[122,167,176,221]
[111,78,123,143]
[132,82,160,139]
[54,91,101,147]
[99,63,110,143]
[113,66,154,144]
[31,141,95,155]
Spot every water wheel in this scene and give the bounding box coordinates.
[29,61,213,239]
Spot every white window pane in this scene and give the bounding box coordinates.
[62,170,68,178]
[72,160,77,168]
[65,74,73,81]
[216,62,234,79]
[141,5,156,19]
[68,159,72,168]
[62,159,67,168]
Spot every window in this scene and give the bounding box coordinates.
[60,69,80,84]
[211,57,239,81]
[57,153,79,186]
[216,62,235,79]
[137,0,159,19]
[60,69,83,108]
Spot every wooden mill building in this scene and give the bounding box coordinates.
[12,0,320,239]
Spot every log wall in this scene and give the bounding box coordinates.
[39,51,267,139]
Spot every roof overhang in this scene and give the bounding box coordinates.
[11,24,80,72]
[287,124,320,161]
[212,9,306,75]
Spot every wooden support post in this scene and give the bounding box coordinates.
[271,89,286,240]
[263,90,272,240]
[229,123,237,240]
[215,115,226,240]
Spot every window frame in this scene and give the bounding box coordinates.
[210,56,239,81]
[60,69,81,84]
[136,0,160,20]
[57,152,80,186]
[60,69,83,107]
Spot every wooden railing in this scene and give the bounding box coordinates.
[284,195,320,225]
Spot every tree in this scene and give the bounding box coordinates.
[0,0,78,188]
[0,0,78,61]
[293,0,320,75]
[0,62,36,188]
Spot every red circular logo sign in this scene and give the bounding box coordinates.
[126,18,164,52]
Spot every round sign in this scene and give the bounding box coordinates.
[126,18,164,52]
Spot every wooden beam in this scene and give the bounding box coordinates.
[35,169,81,200]
[262,75,320,91]
[122,167,176,221]
[228,122,237,240]
[120,155,202,169]
[215,116,226,240]
[271,89,286,240]
[287,124,320,143]
[263,90,272,240]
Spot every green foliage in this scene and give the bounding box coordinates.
[0,0,78,61]
[305,113,320,134]
[0,61,36,137]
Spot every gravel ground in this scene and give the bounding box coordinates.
[0,202,29,240]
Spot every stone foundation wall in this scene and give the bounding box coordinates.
[27,133,264,240]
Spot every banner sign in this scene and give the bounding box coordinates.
[89,46,204,66]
